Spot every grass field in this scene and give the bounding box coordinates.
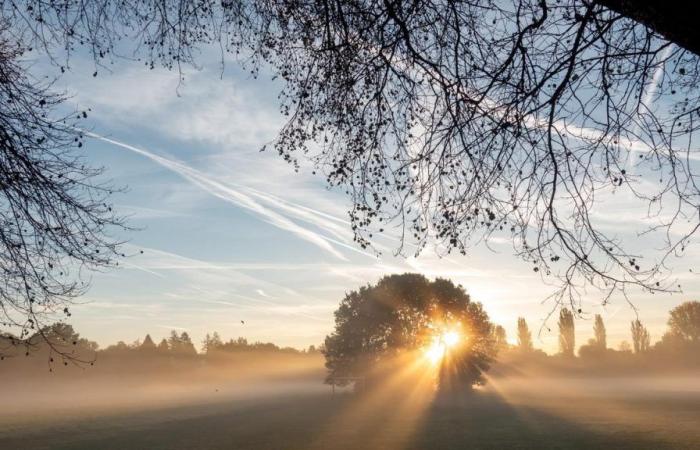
[1,375,699,450]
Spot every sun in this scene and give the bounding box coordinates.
[424,330,461,364]
[442,331,460,347]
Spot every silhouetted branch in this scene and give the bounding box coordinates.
[0,20,126,359]
[4,1,700,311]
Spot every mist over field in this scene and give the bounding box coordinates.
[1,346,699,450]
[3,1,700,449]
[3,285,700,449]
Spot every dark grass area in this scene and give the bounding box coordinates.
[2,383,699,450]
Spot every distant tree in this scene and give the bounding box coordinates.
[492,325,509,354]
[202,332,223,354]
[217,337,250,353]
[631,319,651,353]
[618,341,632,353]
[667,302,700,343]
[209,331,223,348]
[178,332,197,356]
[105,341,129,353]
[578,338,600,360]
[17,323,97,368]
[558,309,575,357]
[5,1,700,310]
[157,338,169,353]
[234,337,249,347]
[141,334,157,352]
[167,331,181,353]
[593,315,607,350]
[202,333,211,353]
[324,274,497,390]
[516,318,534,352]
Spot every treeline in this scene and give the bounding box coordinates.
[2,302,698,375]
[100,331,320,357]
[492,301,700,373]
[0,325,321,371]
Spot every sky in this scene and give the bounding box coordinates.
[28,48,700,354]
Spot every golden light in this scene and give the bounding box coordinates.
[424,329,461,364]
[443,330,460,347]
[425,339,446,364]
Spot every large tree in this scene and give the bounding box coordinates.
[323,273,497,390]
[2,0,700,330]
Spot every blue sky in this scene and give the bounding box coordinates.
[33,49,699,353]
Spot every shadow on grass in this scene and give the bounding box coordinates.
[0,389,687,450]
[406,390,676,450]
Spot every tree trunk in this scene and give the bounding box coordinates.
[597,0,700,55]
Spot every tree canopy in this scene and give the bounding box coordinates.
[323,273,497,389]
[667,301,700,343]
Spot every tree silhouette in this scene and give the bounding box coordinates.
[178,332,197,355]
[3,1,700,309]
[631,319,651,353]
[140,334,156,352]
[667,301,700,343]
[167,330,197,355]
[579,315,607,358]
[618,340,632,353]
[492,325,508,354]
[0,24,125,357]
[157,338,169,354]
[516,317,534,352]
[202,332,223,354]
[558,308,575,357]
[593,314,607,350]
[323,273,497,390]
[16,322,99,368]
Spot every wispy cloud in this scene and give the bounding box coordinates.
[88,132,352,261]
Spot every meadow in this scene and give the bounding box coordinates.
[1,372,698,450]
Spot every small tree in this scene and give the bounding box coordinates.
[593,315,607,350]
[558,309,575,357]
[202,332,223,354]
[141,334,156,352]
[178,332,197,356]
[516,318,534,352]
[618,341,632,353]
[668,302,700,343]
[157,338,169,353]
[492,325,508,354]
[631,320,651,354]
[167,330,181,353]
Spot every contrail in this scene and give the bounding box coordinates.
[87,132,352,260]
